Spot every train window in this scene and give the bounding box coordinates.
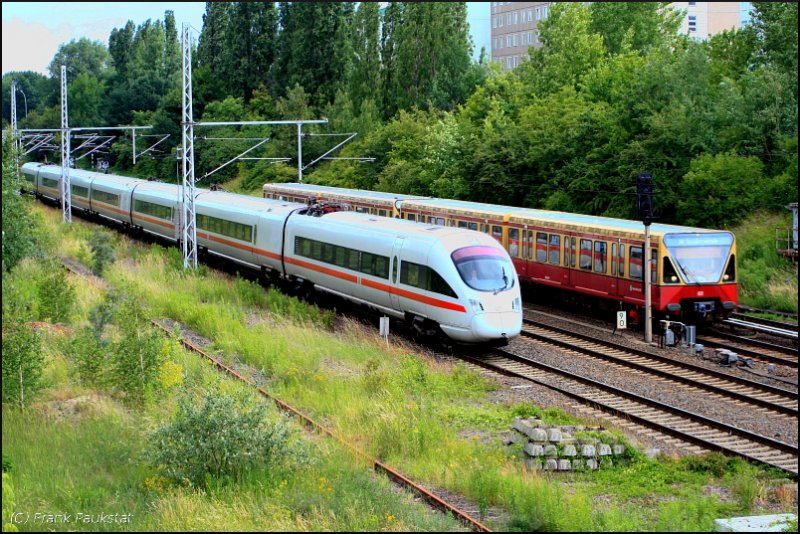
[480,224,489,234]
[360,252,390,278]
[594,241,607,273]
[379,209,387,217]
[724,255,736,282]
[611,243,618,275]
[322,243,335,264]
[334,247,346,267]
[296,237,312,257]
[629,246,643,280]
[93,189,120,206]
[24,174,35,183]
[549,234,561,265]
[346,249,360,270]
[198,214,253,242]
[356,207,367,213]
[42,177,59,188]
[71,185,89,198]
[565,238,570,267]
[579,239,592,270]
[134,199,171,220]
[401,261,457,298]
[536,233,547,262]
[492,225,502,243]
[458,220,468,228]
[435,218,445,226]
[468,222,478,231]
[447,219,455,227]
[663,257,680,284]
[508,228,520,257]
[619,244,625,276]
[407,213,416,222]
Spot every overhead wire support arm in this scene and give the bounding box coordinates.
[75,136,116,161]
[197,138,270,183]
[133,134,170,164]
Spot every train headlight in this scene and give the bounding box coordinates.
[670,275,678,283]
[723,274,730,281]
[469,299,484,313]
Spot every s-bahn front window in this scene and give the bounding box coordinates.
[452,246,515,292]
[663,233,734,284]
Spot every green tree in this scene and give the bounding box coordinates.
[676,152,765,227]
[589,2,682,56]
[1,133,39,272]
[1,321,44,409]
[348,2,381,111]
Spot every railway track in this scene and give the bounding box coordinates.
[698,331,798,369]
[730,312,799,332]
[456,347,798,476]
[736,305,798,323]
[520,319,798,418]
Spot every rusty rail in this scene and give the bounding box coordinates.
[151,319,491,532]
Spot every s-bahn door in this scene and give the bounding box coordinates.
[390,237,406,310]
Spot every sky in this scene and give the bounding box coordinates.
[2,2,492,76]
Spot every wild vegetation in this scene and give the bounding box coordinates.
[2,172,795,530]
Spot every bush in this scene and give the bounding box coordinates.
[88,230,116,276]
[147,389,300,488]
[36,260,76,323]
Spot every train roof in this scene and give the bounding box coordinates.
[318,211,487,242]
[197,190,304,215]
[398,198,729,236]
[264,182,427,202]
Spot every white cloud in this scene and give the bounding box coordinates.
[2,16,124,76]
[2,17,72,75]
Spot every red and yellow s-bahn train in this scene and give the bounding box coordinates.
[263,183,738,325]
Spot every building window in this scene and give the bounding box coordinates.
[527,9,533,22]
[536,7,540,20]
[535,30,540,43]
[688,1,696,5]
[506,13,511,25]
[492,16,497,28]
[514,11,518,24]
[688,15,696,20]
[499,15,503,27]
[528,31,533,43]
[521,32,526,45]
[543,6,548,19]
[513,33,518,46]
[506,35,511,47]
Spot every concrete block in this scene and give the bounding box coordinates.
[509,432,526,444]
[524,458,542,471]
[529,428,548,442]
[560,432,575,443]
[571,459,584,470]
[524,443,544,457]
[544,458,559,471]
[612,444,626,456]
[558,459,572,471]
[581,444,597,457]
[598,444,612,456]
[713,513,797,532]
[512,418,534,436]
[543,444,558,457]
[561,444,577,457]
[547,428,562,442]
[586,458,599,470]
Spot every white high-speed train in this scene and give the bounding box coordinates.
[21,163,522,344]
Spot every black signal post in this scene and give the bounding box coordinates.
[636,172,654,343]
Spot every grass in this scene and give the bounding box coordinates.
[4,202,796,532]
[730,211,798,314]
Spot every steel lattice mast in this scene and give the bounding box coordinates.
[181,24,197,269]
[10,79,19,169]
[60,65,72,223]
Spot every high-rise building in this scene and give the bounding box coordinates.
[490,2,744,71]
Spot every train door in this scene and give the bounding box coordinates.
[390,237,406,310]
[610,239,624,299]
[565,235,577,289]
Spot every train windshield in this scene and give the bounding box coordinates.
[452,246,515,292]
[663,233,733,284]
